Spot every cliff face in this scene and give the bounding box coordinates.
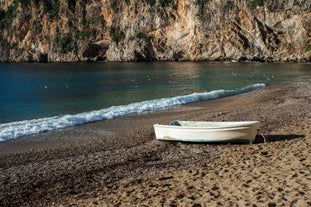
[0,0,310,62]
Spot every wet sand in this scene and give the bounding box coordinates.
[0,81,310,206]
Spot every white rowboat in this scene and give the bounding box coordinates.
[154,121,260,144]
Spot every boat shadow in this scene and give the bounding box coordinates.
[254,134,305,144]
[156,134,305,145]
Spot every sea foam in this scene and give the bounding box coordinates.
[0,83,265,142]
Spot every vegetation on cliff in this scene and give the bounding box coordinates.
[0,0,310,62]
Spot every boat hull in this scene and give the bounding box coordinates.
[154,121,260,144]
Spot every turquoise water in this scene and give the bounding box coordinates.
[0,62,310,141]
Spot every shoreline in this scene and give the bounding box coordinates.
[1,58,311,64]
[0,82,310,206]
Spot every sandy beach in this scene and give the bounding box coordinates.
[1,81,310,206]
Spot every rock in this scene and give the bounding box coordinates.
[82,43,108,62]
[38,53,48,63]
[0,0,310,62]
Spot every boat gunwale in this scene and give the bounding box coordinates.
[154,121,260,130]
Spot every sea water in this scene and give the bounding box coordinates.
[0,62,310,141]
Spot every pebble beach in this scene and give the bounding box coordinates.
[1,81,310,207]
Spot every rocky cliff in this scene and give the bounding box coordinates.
[0,0,310,62]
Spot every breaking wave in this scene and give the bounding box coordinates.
[0,83,265,142]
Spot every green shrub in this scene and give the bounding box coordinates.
[250,0,265,9]
[110,27,125,44]
[2,3,17,27]
[196,0,210,20]
[110,0,119,12]
[306,45,311,53]
[159,0,173,7]
[54,32,77,53]
[0,8,5,29]
[41,0,53,12]
[135,32,153,42]
[159,0,177,9]
[77,0,88,4]
[31,20,43,33]
[224,0,235,12]
[20,0,32,8]
[112,31,125,44]
[75,29,88,40]
[32,0,40,5]
[38,0,60,19]
[136,32,148,39]
[0,38,9,48]
[144,0,156,7]
[67,0,76,13]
